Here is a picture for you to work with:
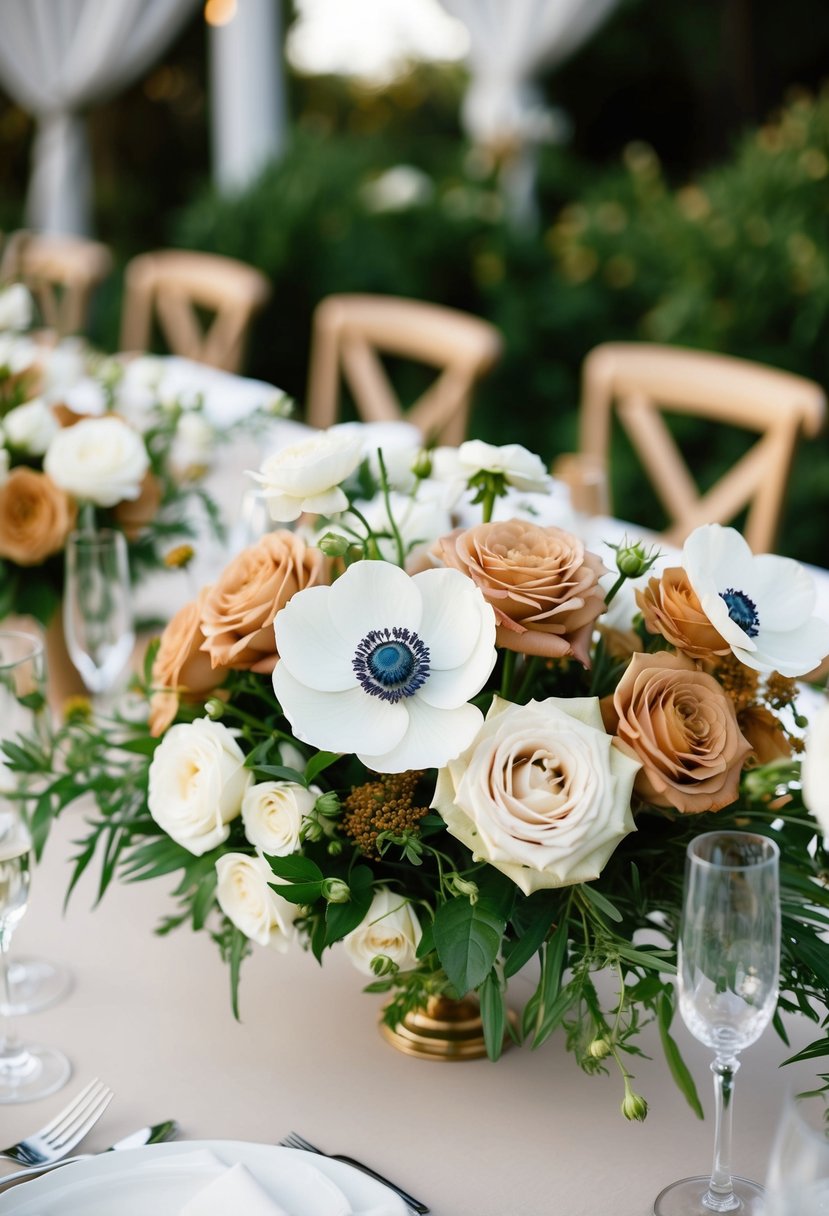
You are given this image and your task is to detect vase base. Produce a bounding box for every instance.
[379,996,517,1062]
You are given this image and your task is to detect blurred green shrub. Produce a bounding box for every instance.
[172,87,829,564]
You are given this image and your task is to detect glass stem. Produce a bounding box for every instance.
[705,1056,741,1212]
[0,929,22,1068]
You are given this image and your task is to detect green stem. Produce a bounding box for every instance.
[481,489,496,524]
[514,656,541,703]
[377,449,406,568]
[345,505,381,560]
[603,572,627,607]
[500,649,516,698]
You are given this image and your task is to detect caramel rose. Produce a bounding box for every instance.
[149,587,224,737]
[200,531,330,674]
[738,705,792,767]
[113,471,163,541]
[636,567,730,661]
[610,651,752,814]
[0,467,76,565]
[435,521,607,665]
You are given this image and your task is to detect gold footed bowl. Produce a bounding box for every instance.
[380,995,518,1061]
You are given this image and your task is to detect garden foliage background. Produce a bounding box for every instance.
[1,0,828,565]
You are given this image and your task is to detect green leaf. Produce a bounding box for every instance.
[305,751,341,784]
[782,1036,829,1065]
[504,892,559,979]
[272,880,324,905]
[614,943,676,973]
[479,969,506,1061]
[581,883,623,923]
[433,896,506,995]
[29,792,55,861]
[252,764,306,785]
[192,871,218,931]
[114,736,162,757]
[265,854,324,883]
[474,868,517,923]
[530,919,570,1047]
[658,992,704,1119]
[325,866,373,946]
[415,917,435,960]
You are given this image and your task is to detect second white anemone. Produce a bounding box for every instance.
[273,560,497,773]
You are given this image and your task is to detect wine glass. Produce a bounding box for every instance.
[0,632,72,1103]
[64,528,135,703]
[764,1091,829,1215]
[654,830,780,1215]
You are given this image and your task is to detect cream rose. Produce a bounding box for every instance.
[435,520,607,664]
[148,588,225,737]
[434,696,640,894]
[200,531,329,674]
[457,440,553,493]
[148,718,252,855]
[802,701,829,836]
[343,888,422,976]
[2,399,59,456]
[0,466,76,565]
[0,283,34,331]
[241,780,319,857]
[215,853,297,949]
[609,651,752,814]
[44,416,150,507]
[250,428,364,522]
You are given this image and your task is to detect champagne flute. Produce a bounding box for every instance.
[764,1091,829,1215]
[64,528,135,703]
[654,830,780,1215]
[0,633,71,1103]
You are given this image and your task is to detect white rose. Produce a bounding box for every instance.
[171,411,215,476]
[457,439,553,493]
[802,701,829,837]
[215,852,297,949]
[251,428,363,522]
[62,377,107,417]
[434,696,640,895]
[44,416,150,507]
[2,398,59,455]
[0,448,10,487]
[40,339,86,398]
[0,283,34,331]
[148,718,252,856]
[241,780,319,857]
[343,888,422,976]
[0,333,37,375]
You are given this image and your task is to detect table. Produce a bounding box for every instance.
[0,807,823,1216]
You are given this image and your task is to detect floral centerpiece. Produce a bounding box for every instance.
[0,282,228,627]
[9,424,829,1122]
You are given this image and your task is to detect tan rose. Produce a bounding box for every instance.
[738,705,792,767]
[113,472,163,541]
[200,531,330,674]
[435,520,607,665]
[51,403,85,428]
[149,587,224,736]
[636,567,730,660]
[609,651,752,814]
[0,467,76,565]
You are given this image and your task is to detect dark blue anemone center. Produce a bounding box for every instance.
[353,627,430,703]
[719,587,760,638]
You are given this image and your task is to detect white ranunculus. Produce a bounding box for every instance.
[343,888,422,976]
[170,410,215,477]
[802,701,829,837]
[0,333,37,375]
[251,428,364,522]
[62,377,107,417]
[273,559,497,773]
[0,448,9,487]
[44,415,150,507]
[457,439,553,493]
[683,524,829,677]
[434,696,640,895]
[39,339,86,398]
[148,718,252,856]
[215,852,298,949]
[2,398,59,455]
[241,780,319,857]
[0,283,34,331]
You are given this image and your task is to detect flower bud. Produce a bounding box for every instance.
[327,839,344,856]
[411,449,433,480]
[163,543,195,569]
[204,697,225,720]
[613,538,660,579]
[445,873,479,903]
[314,791,340,818]
[587,1037,611,1060]
[370,953,397,977]
[621,1087,648,1122]
[321,878,351,904]
[63,695,92,724]
[317,531,351,558]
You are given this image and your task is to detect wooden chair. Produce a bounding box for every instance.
[0,230,112,336]
[305,293,503,446]
[561,342,826,553]
[119,250,271,374]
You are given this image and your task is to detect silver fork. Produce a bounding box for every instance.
[280,1131,429,1214]
[0,1079,114,1168]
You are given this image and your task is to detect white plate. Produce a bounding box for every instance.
[0,1141,409,1216]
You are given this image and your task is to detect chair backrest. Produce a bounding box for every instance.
[0,230,112,336]
[119,250,271,374]
[578,341,826,553]
[305,293,503,446]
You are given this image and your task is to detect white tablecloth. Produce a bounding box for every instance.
[0,808,823,1216]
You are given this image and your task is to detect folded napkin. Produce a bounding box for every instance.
[180,1162,288,1215]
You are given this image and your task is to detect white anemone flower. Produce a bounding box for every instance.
[250,429,363,522]
[682,524,829,677]
[457,439,553,493]
[273,560,497,773]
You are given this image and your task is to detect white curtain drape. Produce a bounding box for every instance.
[0,0,202,235]
[440,0,621,224]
